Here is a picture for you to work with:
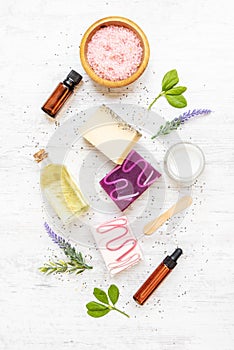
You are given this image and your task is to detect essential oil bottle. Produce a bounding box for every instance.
[41,70,82,118]
[34,149,89,224]
[133,248,183,305]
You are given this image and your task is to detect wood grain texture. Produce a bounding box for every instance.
[144,196,193,235]
[0,0,234,349]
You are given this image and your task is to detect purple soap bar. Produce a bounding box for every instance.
[100,150,161,211]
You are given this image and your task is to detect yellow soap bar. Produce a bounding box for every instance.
[80,105,142,164]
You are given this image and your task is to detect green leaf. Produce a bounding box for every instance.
[86,285,130,319]
[58,260,67,266]
[93,288,109,304]
[39,267,49,273]
[162,69,179,91]
[165,86,187,95]
[78,252,84,262]
[86,301,109,311]
[108,284,119,305]
[86,301,110,317]
[165,94,187,108]
[87,309,110,318]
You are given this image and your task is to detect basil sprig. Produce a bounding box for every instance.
[86,284,130,318]
[148,69,187,110]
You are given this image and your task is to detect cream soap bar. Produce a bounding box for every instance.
[80,105,142,164]
[92,216,143,275]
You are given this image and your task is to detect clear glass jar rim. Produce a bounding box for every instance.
[164,142,205,183]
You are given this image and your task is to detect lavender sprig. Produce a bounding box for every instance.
[151,109,212,139]
[39,222,92,275]
[44,222,71,253]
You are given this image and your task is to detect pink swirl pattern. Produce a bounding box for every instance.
[94,216,142,275]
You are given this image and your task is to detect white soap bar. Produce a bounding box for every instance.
[80,105,142,164]
[92,216,143,276]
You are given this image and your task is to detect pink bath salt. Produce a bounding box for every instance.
[87,25,143,81]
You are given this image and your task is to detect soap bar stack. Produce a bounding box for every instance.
[81,105,161,274]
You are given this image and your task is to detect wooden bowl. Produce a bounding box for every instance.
[80,16,150,88]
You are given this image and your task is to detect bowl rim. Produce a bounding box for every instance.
[80,16,150,88]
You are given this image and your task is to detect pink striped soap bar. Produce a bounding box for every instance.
[100,150,161,211]
[92,216,143,275]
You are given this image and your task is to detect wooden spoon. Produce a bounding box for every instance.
[144,196,193,235]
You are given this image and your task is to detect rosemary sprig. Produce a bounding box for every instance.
[152,108,212,139]
[39,260,89,275]
[39,222,92,275]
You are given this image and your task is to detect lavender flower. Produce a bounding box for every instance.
[40,222,92,274]
[176,109,212,123]
[44,222,67,250]
[152,108,212,139]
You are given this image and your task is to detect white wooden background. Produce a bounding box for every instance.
[1,0,234,349]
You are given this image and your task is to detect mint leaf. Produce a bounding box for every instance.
[148,69,187,110]
[86,301,109,311]
[86,302,110,318]
[86,285,130,319]
[165,94,187,108]
[165,86,187,95]
[87,309,110,318]
[93,288,109,304]
[162,69,179,91]
[108,284,119,305]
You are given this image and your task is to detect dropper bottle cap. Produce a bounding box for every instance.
[163,248,183,270]
[63,70,83,88]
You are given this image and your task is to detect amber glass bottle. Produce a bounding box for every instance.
[133,248,183,305]
[41,70,82,118]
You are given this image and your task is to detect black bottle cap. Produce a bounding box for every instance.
[163,248,183,270]
[66,70,83,85]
